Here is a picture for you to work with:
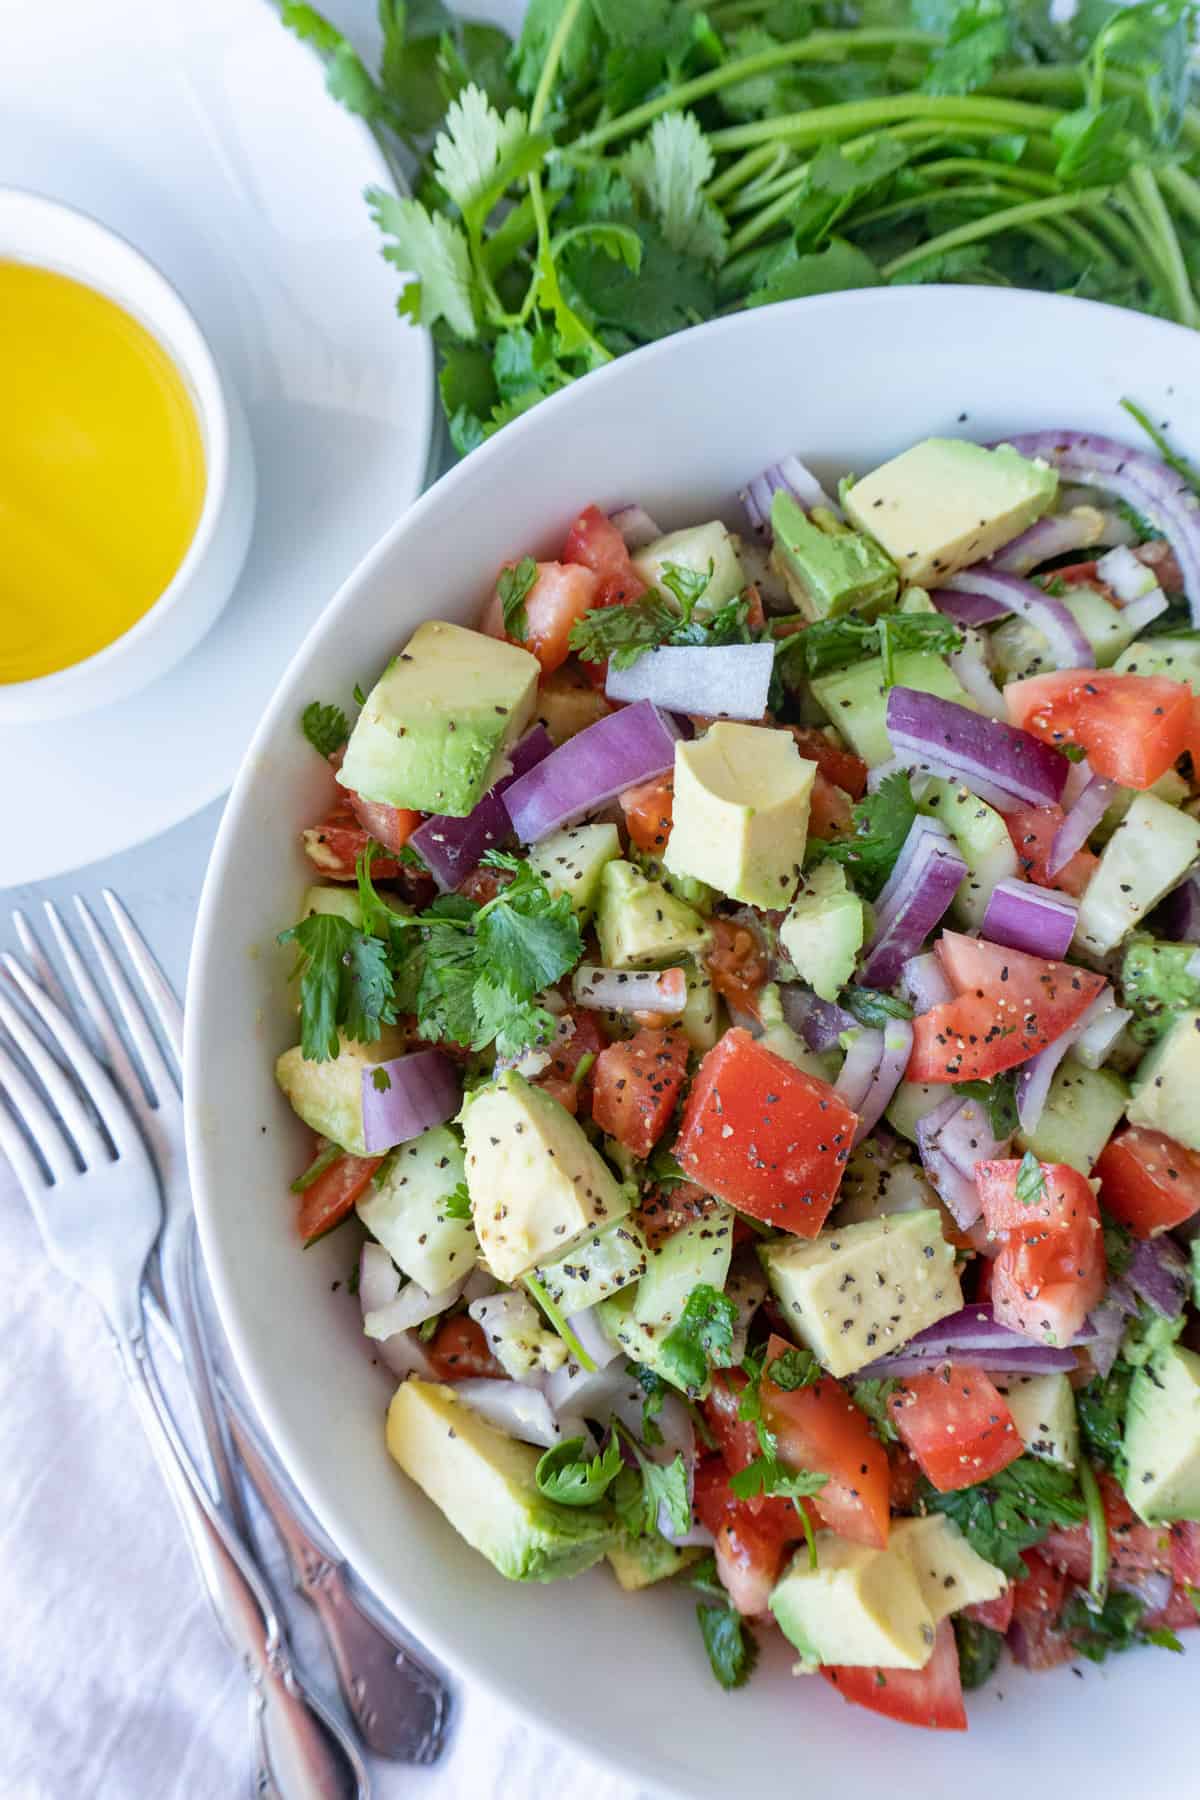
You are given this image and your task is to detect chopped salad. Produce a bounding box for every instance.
[277,413,1200,1731]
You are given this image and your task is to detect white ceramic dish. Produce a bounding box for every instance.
[0,187,255,725]
[188,288,1199,1800]
[0,0,432,882]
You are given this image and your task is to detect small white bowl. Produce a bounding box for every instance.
[0,188,255,724]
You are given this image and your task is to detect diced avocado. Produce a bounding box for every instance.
[595,1284,704,1395]
[991,588,1140,681]
[779,865,865,1002]
[533,664,613,743]
[608,1532,704,1591]
[769,491,898,621]
[632,850,716,917]
[469,1290,568,1379]
[1114,635,1200,692]
[529,822,621,923]
[593,859,711,969]
[760,1210,961,1379]
[1121,938,1200,1035]
[757,983,840,1081]
[275,1025,407,1156]
[1122,1343,1200,1523]
[301,885,363,928]
[842,438,1057,587]
[1075,793,1200,958]
[665,723,815,907]
[886,1081,948,1144]
[889,1516,1007,1621]
[769,1534,935,1669]
[632,520,744,618]
[532,1216,650,1315]
[339,621,538,815]
[917,777,1017,929]
[460,1071,630,1282]
[633,1206,735,1330]
[1127,1009,1200,1152]
[679,957,722,1052]
[386,1380,614,1580]
[1016,1059,1128,1176]
[810,652,973,768]
[994,1373,1078,1469]
[356,1125,477,1291]
[834,1140,940,1226]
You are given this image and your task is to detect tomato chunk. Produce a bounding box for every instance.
[480,559,600,675]
[1005,803,1097,899]
[1042,1470,1172,1586]
[807,771,855,841]
[532,1009,606,1117]
[703,917,769,1014]
[761,1334,891,1547]
[591,1026,690,1157]
[1008,1551,1073,1669]
[820,1618,966,1731]
[344,788,421,855]
[1094,1126,1200,1238]
[786,726,868,800]
[562,504,650,608]
[675,1030,856,1234]
[703,1370,762,1487]
[297,1151,383,1245]
[964,1586,1014,1633]
[424,1314,505,1381]
[975,1158,1106,1345]
[302,808,402,881]
[620,772,674,854]
[1006,669,1193,789]
[887,1365,1022,1492]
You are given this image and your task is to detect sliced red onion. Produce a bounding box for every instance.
[609,504,663,550]
[1127,1235,1190,1317]
[997,432,1200,625]
[942,570,1094,671]
[835,1027,883,1115]
[571,964,687,1015]
[856,1337,1077,1379]
[1084,1298,1129,1379]
[931,587,1010,627]
[1016,984,1115,1132]
[938,1093,1010,1180]
[853,1018,914,1146]
[900,951,955,1013]
[1096,543,1159,604]
[982,878,1079,961]
[453,1378,564,1449]
[605,643,774,721]
[505,700,678,844]
[859,816,966,990]
[780,985,856,1052]
[363,1271,468,1340]
[1047,772,1114,877]
[360,1049,461,1154]
[886,686,1069,813]
[916,1095,983,1228]
[409,725,554,892]
[565,1307,622,1372]
[989,508,1107,575]
[1159,869,1200,942]
[739,453,839,536]
[1119,587,1169,635]
[1061,753,1094,810]
[949,634,1007,720]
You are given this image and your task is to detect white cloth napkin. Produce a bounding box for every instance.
[0,1152,646,1800]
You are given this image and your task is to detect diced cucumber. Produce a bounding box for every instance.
[356,1125,477,1292]
[834,1140,939,1225]
[301,885,363,928]
[1093,769,1190,846]
[633,521,744,618]
[632,1206,735,1331]
[810,651,973,767]
[532,1217,650,1315]
[1127,1009,1200,1151]
[679,957,722,1051]
[886,1081,948,1143]
[1113,636,1200,691]
[990,588,1138,681]
[1075,793,1200,957]
[917,777,1017,928]
[1015,1059,1128,1176]
[757,983,841,1080]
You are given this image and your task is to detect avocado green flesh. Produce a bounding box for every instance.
[770,490,898,621]
[1127,1008,1200,1153]
[594,859,711,969]
[1123,1344,1200,1524]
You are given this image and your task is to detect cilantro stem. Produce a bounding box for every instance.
[795,1500,818,1572]
[529,0,586,130]
[705,144,787,204]
[1123,167,1199,328]
[1078,1454,1109,1608]
[983,65,1200,151]
[881,187,1112,279]
[523,1272,597,1373]
[1121,397,1200,496]
[1158,165,1200,236]
[707,95,1062,157]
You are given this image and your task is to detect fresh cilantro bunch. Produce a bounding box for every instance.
[808,771,917,901]
[919,1455,1086,1579]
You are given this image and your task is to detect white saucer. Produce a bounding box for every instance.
[0,0,434,885]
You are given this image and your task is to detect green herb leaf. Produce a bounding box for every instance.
[920,1455,1086,1579]
[697,1601,760,1691]
[441,1181,473,1222]
[1016,1150,1047,1207]
[432,85,544,230]
[535,1434,624,1505]
[613,1422,692,1538]
[841,988,914,1028]
[1075,1360,1132,1481]
[368,189,478,340]
[729,1454,828,1503]
[922,4,1010,97]
[1051,99,1134,187]
[301,700,350,758]
[766,1347,821,1391]
[746,238,882,309]
[953,1615,1004,1690]
[776,610,963,684]
[952,1074,1019,1139]
[277,913,396,1062]
[496,555,538,642]
[659,558,713,617]
[1059,1588,1149,1662]
[660,1283,739,1393]
[851,1378,901,1443]
[808,771,918,902]
[624,112,727,267]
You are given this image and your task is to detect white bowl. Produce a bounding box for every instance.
[187,288,1198,1800]
[0,188,255,723]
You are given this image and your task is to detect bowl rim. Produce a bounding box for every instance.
[186,284,1200,1792]
[0,184,234,709]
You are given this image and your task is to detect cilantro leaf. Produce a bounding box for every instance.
[432,85,547,231]
[766,1347,821,1391]
[776,610,962,684]
[920,1455,1086,1579]
[613,1423,691,1537]
[1076,1360,1132,1480]
[851,1378,901,1443]
[729,1455,828,1503]
[535,1434,624,1505]
[496,555,538,643]
[1051,99,1135,187]
[277,913,397,1062]
[301,700,350,758]
[922,4,1010,96]
[952,1074,1018,1139]
[660,1284,739,1393]
[697,1601,760,1691]
[568,582,750,670]
[1059,1588,1171,1662]
[659,558,713,617]
[511,0,598,98]
[841,988,914,1029]
[441,1180,473,1222]
[624,112,727,267]
[634,1363,667,1446]
[1016,1150,1047,1207]
[808,771,918,901]
[475,854,583,994]
[953,1616,1004,1690]
[561,217,718,347]
[368,190,478,340]
[746,238,882,309]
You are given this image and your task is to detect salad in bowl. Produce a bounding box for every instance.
[273,416,1200,1732]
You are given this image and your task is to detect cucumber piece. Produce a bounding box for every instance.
[1075,793,1200,957]
[632,1206,735,1331]
[595,1285,706,1395]
[886,1081,948,1144]
[679,956,722,1052]
[356,1124,477,1292]
[633,521,744,618]
[810,651,973,767]
[917,777,1017,928]
[1113,636,1200,692]
[1093,769,1190,846]
[1127,1009,1200,1152]
[1016,1059,1128,1176]
[532,1217,650,1315]
[990,588,1137,681]
[758,983,841,1080]
[529,822,621,923]
[300,885,363,928]
[834,1140,939,1225]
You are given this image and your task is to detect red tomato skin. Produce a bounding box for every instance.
[344,788,421,855]
[887,1365,1023,1492]
[424,1315,506,1381]
[1008,1552,1073,1670]
[531,1009,606,1119]
[703,917,769,1014]
[591,1026,690,1158]
[302,808,402,882]
[297,1152,382,1244]
[761,1334,891,1548]
[1094,1127,1200,1238]
[481,559,599,675]
[786,726,869,800]
[909,933,1105,1084]
[703,1370,761,1484]
[675,1030,857,1234]
[975,1159,1106,1345]
[619,772,674,854]
[807,772,855,841]
[1143,1586,1200,1633]
[1171,1520,1200,1589]
[1006,669,1193,789]
[562,504,649,609]
[1005,803,1097,899]
[820,1618,967,1732]
[1042,1471,1172,1586]
[964,1587,1015,1633]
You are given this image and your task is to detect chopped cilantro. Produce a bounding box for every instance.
[690,1556,760,1691]
[841,987,913,1028]
[1075,1361,1132,1483]
[301,700,350,758]
[659,558,713,613]
[535,1435,624,1506]
[277,912,396,1062]
[952,1073,1019,1139]
[919,1455,1086,1580]
[1060,1589,1181,1662]
[775,610,962,686]
[808,771,917,902]
[953,1616,1004,1691]
[370,1066,392,1091]
[497,555,538,642]
[765,1347,821,1392]
[613,1423,691,1538]
[729,1454,828,1504]
[441,1181,473,1222]
[568,580,750,670]
[1015,1150,1047,1207]
[851,1378,901,1444]
[660,1283,738,1394]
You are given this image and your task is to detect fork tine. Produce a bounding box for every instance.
[0,1035,75,1185]
[0,986,109,1169]
[13,910,73,1019]
[40,902,155,1131]
[72,897,177,1103]
[0,958,143,1159]
[101,890,184,1068]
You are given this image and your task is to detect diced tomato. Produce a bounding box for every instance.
[481,559,600,675]
[975,1159,1106,1346]
[807,771,855,841]
[704,916,769,1014]
[532,1009,606,1117]
[908,931,1105,1084]
[591,1026,690,1157]
[620,772,674,854]
[302,808,402,881]
[1171,1520,1200,1589]
[703,1370,762,1486]
[820,1618,966,1732]
[344,788,422,855]
[888,1445,923,1515]
[964,1587,1015,1633]
[1005,803,1097,899]
[1006,669,1194,789]
[424,1314,505,1381]
[786,726,869,800]
[761,1334,891,1547]
[693,1449,806,1610]
[1143,1585,1200,1633]
[694,1453,737,1536]
[887,1365,1022,1492]
[1042,1470,1172,1586]
[1008,1551,1073,1670]
[675,1030,857,1234]
[1094,1126,1200,1238]
[562,504,650,609]
[296,1151,382,1245]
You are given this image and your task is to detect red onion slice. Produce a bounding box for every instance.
[780,985,857,1051]
[916,1094,983,1228]
[605,643,775,721]
[937,1092,1011,1180]
[505,700,678,844]
[1047,772,1115,877]
[981,878,1079,961]
[853,1300,1079,1377]
[886,686,1069,813]
[1127,1235,1190,1317]
[835,1027,883,1116]
[856,1343,1078,1379]
[571,964,687,1015]
[853,1018,913,1146]
[410,725,555,892]
[988,508,1107,575]
[859,816,966,989]
[609,504,662,550]
[900,952,955,1013]
[740,453,839,536]
[1159,869,1200,942]
[931,587,1011,627]
[1016,984,1114,1133]
[360,1049,461,1154]
[942,570,1094,671]
[453,1378,565,1449]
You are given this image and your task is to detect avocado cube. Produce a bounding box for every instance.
[665,723,816,908]
[770,491,898,621]
[810,651,974,768]
[593,859,711,969]
[355,1124,477,1293]
[889,1516,1007,1622]
[460,1071,629,1282]
[632,520,744,619]
[275,1025,408,1156]
[1123,1343,1200,1523]
[679,957,722,1052]
[994,1373,1078,1469]
[1128,1008,1200,1153]
[386,1381,614,1580]
[1015,1059,1128,1176]
[608,1533,704,1591]
[760,1210,961,1379]
[1075,793,1200,958]
[529,822,621,924]
[633,1205,736,1331]
[769,1534,935,1668]
[339,621,539,816]
[843,438,1057,586]
[779,864,865,1002]
[532,1216,650,1316]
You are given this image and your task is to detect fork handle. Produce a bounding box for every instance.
[117,1336,366,1800]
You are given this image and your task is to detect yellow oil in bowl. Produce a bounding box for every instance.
[0,260,206,684]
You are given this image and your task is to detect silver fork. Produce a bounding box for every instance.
[10,896,450,1763]
[0,961,367,1800]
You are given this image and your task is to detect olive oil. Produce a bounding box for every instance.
[0,259,206,683]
